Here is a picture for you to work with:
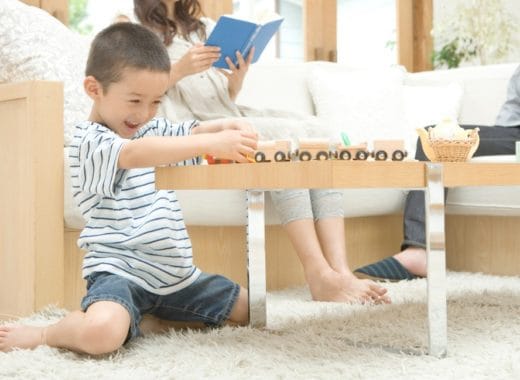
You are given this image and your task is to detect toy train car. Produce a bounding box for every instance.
[205,139,407,164]
[253,138,407,162]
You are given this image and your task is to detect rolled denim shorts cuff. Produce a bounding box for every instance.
[401,240,427,250]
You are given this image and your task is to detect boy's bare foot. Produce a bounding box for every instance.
[0,324,46,352]
[394,247,427,277]
[306,268,391,304]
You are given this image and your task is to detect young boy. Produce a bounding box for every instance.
[0,22,257,355]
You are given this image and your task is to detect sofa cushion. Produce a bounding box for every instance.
[307,65,407,144]
[236,61,315,116]
[403,82,463,131]
[307,65,467,156]
[406,63,518,126]
[0,0,91,146]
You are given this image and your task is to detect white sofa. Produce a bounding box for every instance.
[1,0,519,317]
[60,61,520,229]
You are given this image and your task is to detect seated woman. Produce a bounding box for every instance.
[355,64,520,281]
[134,0,390,304]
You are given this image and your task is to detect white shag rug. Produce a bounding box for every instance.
[1,272,519,380]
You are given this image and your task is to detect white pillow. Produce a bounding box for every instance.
[0,0,92,146]
[403,83,464,155]
[307,65,407,145]
[307,65,464,156]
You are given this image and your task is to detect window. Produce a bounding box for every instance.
[337,0,397,67]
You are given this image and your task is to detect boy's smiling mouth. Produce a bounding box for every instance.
[124,120,140,130]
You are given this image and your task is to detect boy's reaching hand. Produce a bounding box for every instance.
[206,129,258,163]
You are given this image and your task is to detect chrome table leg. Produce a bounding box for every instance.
[425,163,447,357]
[246,190,267,327]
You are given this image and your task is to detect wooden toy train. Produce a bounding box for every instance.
[206,138,407,164]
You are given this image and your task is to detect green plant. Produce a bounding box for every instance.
[69,0,92,35]
[431,38,477,69]
[432,0,518,69]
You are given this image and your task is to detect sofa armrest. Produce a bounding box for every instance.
[0,81,64,317]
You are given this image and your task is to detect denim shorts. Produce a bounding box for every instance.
[81,271,240,342]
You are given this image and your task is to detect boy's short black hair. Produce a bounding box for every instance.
[86,22,170,89]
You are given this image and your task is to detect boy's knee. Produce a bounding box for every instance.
[80,314,129,355]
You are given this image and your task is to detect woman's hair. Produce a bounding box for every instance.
[134,0,205,46]
[85,22,171,89]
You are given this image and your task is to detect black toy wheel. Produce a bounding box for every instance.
[274,151,286,162]
[299,151,312,161]
[392,150,405,161]
[339,150,351,160]
[255,152,266,163]
[375,150,388,161]
[316,151,329,160]
[355,151,369,160]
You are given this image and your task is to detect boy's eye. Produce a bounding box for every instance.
[130,99,140,103]
[153,100,162,105]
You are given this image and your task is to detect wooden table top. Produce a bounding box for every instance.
[156,160,426,190]
[156,160,520,190]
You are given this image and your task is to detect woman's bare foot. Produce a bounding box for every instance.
[306,269,391,304]
[394,247,427,277]
[0,324,46,352]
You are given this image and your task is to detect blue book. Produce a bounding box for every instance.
[205,15,284,69]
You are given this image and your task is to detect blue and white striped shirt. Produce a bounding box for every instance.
[69,117,202,295]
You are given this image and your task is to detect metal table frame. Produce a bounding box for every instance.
[243,163,447,357]
[157,160,520,357]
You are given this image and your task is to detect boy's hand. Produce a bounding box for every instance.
[207,129,258,163]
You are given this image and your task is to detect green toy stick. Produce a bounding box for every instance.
[341,132,351,146]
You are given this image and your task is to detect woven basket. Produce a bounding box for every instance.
[420,128,480,162]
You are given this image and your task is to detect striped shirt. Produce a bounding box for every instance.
[69,117,201,295]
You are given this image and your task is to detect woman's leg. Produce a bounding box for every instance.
[270,189,390,303]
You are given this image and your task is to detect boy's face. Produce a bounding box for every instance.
[85,68,170,139]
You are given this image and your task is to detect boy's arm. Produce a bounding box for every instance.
[118,121,257,169]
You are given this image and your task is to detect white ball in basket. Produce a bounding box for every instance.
[429,118,467,140]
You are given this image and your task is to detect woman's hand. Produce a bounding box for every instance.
[169,43,221,86]
[219,47,254,101]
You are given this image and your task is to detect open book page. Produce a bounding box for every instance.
[226,9,282,24]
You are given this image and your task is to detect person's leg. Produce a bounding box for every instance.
[356,125,520,280]
[0,301,130,354]
[140,286,249,333]
[148,273,248,332]
[311,190,390,303]
[270,189,390,303]
[270,189,332,287]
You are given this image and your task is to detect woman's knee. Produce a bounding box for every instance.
[270,189,313,224]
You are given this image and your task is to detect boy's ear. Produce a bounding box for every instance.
[84,76,103,100]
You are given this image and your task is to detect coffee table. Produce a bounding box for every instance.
[156,160,481,357]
